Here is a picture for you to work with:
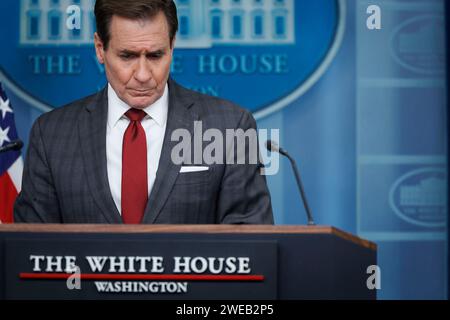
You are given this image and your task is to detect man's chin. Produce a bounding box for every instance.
[127,97,155,109]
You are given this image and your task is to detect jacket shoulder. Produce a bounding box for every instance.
[34,90,102,130]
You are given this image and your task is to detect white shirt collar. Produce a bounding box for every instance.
[107,83,169,129]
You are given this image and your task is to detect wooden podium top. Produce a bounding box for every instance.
[0,224,376,251]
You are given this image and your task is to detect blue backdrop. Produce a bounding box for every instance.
[0,0,447,299]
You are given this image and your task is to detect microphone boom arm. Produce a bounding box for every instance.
[0,140,24,154]
[284,152,315,226]
[266,140,315,226]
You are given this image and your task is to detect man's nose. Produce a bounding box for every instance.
[134,56,152,83]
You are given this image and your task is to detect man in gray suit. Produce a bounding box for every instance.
[14,0,273,224]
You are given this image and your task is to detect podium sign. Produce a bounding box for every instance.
[4,239,277,300]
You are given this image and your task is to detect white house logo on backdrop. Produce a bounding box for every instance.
[389,168,447,228]
[0,0,344,117]
[390,15,445,75]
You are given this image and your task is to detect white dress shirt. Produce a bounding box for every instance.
[106,83,168,215]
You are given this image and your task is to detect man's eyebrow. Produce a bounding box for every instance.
[118,48,166,55]
[118,49,139,55]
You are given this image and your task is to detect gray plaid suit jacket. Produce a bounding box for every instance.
[14,79,274,224]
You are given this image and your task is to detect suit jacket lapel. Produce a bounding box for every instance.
[78,87,122,223]
[142,79,197,224]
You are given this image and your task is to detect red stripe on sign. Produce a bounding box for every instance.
[19,273,265,281]
[0,172,18,223]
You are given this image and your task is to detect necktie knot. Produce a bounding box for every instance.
[125,109,146,122]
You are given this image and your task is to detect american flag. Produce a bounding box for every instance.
[0,82,23,223]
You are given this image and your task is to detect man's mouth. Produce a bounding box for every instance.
[129,89,153,96]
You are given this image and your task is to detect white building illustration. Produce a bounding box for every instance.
[20,0,295,47]
[400,177,446,207]
[20,0,96,45]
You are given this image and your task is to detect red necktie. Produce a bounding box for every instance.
[122,109,148,224]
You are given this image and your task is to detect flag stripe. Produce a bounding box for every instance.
[0,172,18,223]
[7,157,23,191]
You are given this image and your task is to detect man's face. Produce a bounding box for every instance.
[94,12,174,109]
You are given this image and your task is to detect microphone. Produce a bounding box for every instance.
[0,140,24,154]
[266,140,315,226]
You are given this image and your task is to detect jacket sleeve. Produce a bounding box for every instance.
[14,117,62,223]
[216,110,274,224]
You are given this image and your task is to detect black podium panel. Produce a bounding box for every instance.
[0,225,377,300]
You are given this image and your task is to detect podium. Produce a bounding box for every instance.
[0,224,376,300]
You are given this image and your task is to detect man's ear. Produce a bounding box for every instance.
[94,32,105,64]
[170,35,176,52]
